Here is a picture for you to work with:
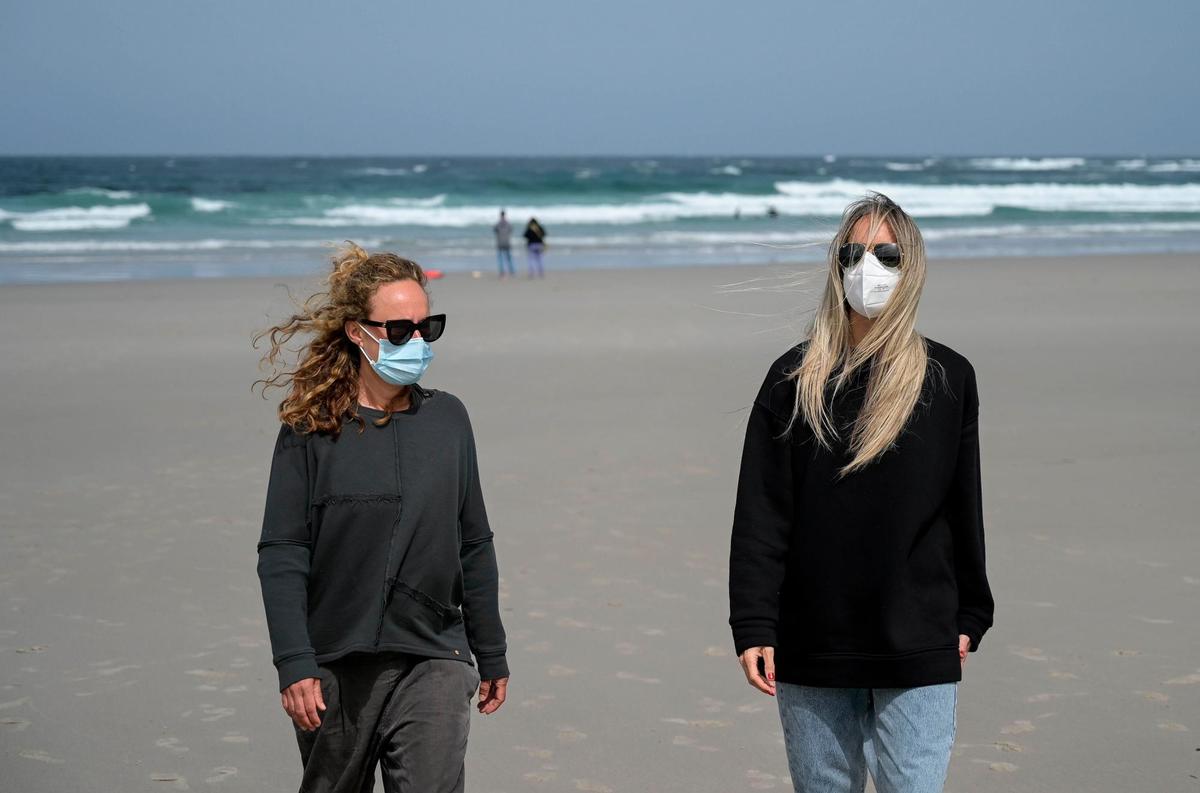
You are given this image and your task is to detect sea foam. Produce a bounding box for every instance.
[2,203,152,232]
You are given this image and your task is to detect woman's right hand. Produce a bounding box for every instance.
[738,646,776,696]
[282,677,326,731]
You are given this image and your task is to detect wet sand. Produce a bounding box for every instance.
[1,254,1197,792]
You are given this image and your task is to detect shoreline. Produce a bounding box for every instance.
[1,250,1196,290]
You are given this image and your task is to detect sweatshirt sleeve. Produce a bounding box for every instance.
[948,364,995,651]
[256,425,319,691]
[458,414,509,680]
[728,371,796,656]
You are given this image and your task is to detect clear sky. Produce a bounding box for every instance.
[1,0,1194,156]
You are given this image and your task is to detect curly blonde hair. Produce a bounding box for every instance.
[254,242,427,435]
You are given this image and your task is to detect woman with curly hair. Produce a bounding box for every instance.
[254,243,508,793]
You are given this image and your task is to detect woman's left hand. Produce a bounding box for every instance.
[478,677,508,715]
[958,634,971,667]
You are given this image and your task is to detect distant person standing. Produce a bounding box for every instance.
[493,210,515,278]
[524,217,546,278]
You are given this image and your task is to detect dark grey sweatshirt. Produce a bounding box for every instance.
[257,387,509,692]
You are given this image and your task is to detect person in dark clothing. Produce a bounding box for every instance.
[729,193,994,793]
[254,242,509,793]
[523,217,546,278]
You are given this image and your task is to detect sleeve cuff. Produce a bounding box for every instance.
[475,652,509,680]
[276,652,320,692]
[731,625,778,657]
[957,616,987,652]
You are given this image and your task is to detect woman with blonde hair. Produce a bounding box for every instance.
[254,244,508,793]
[728,194,994,792]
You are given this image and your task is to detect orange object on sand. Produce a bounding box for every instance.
[426,269,444,280]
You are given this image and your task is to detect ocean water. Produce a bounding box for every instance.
[2,155,1199,283]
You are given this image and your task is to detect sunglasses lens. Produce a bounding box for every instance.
[838,243,865,269]
[386,324,415,346]
[421,315,446,343]
[874,244,902,268]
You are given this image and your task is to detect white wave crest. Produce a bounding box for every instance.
[712,165,743,176]
[252,178,1200,229]
[2,203,152,232]
[191,197,233,212]
[0,237,371,254]
[772,178,1200,215]
[968,157,1087,171]
[1146,159,1200,173]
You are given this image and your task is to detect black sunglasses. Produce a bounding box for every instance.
[838,242,902,270]
[359,314,447,345]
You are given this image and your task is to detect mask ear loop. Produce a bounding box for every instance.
[355,322,379,366]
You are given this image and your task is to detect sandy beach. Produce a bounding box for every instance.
[1,254,1197,792]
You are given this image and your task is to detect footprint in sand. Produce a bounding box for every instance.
[1157,722,1188,732]
[573,780,612,792]
[988,761,1019,772]
[993,741,1023,752]
[523,771,558,784]
[199,705,236,723]
[1138,691,1170,703]
[662,718,732,729]
[0,717,30,731]
[1009,646,1048,662]
[1049,670,1079,680]
[1000,720,1035,735]
[220,734,249,744]
[557,727,588,744]
[524,641,552,654]
[547,665,576,678]
[614,642,638,655]
[671,735,719,752]
[149,773,189,790]
[555,617,590,629]
[1113,649,1142,657]
[746,769,783,789]
[513,745,554,760]
[205,767,237,784]
[1164,671,1200,685]
[1025,692,1066,703]
[1136,616,1174,625]
[519,693,556,710]
[19,749,64,764]
[156,737,190,754]
[615,671,661,684]
[704,646,730,657]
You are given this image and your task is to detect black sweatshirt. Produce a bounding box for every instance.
[257,388,508,692]
[729,339,994,688]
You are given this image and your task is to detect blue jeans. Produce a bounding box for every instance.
[496,247,514,276]
[777,682,957,793]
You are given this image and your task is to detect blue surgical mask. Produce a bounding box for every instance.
[356,323,434,386]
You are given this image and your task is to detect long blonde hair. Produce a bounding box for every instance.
[789,193,937,475]
[254,242,428,435]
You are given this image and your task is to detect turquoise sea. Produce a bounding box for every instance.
[1,155,1199,283]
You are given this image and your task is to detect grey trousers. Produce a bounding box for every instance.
[294,654,480,793]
